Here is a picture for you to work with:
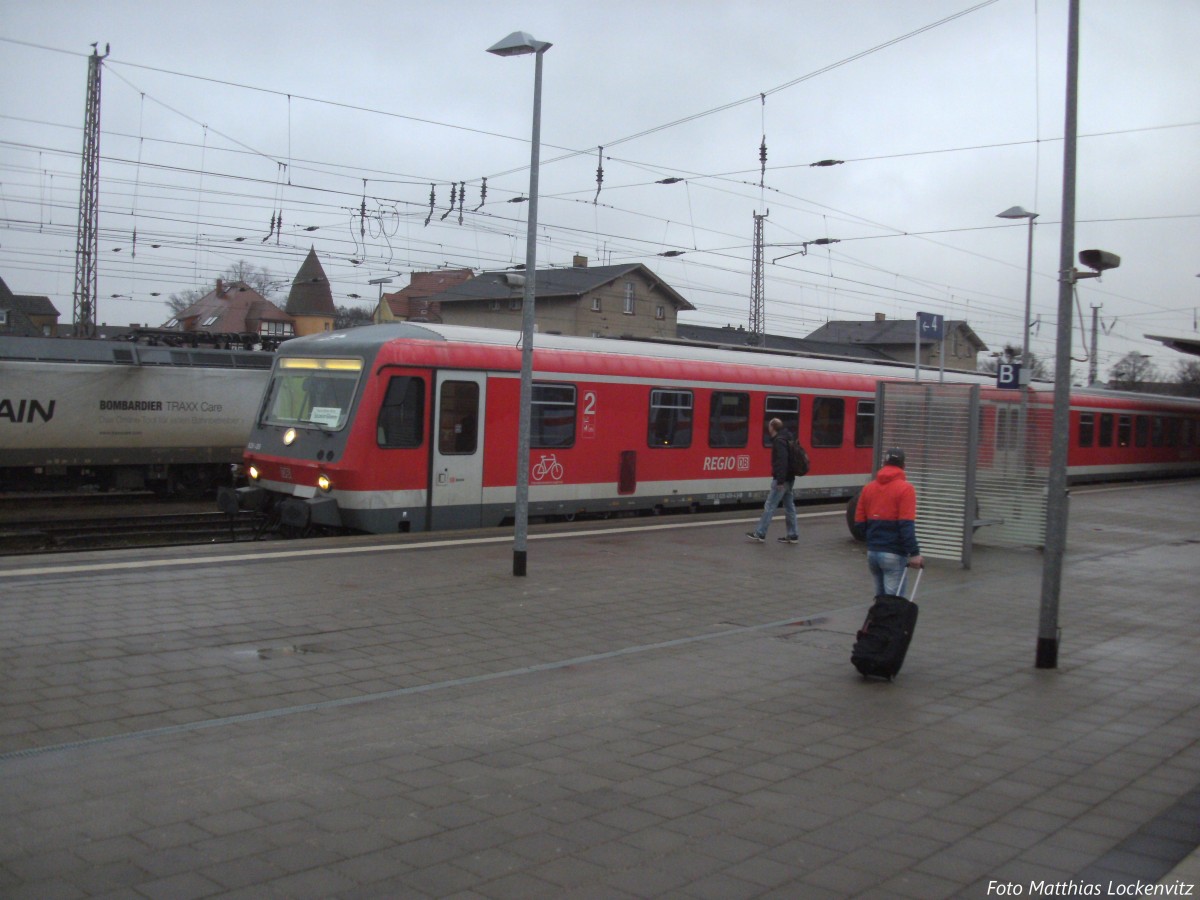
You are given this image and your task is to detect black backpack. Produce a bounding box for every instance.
[787,439,810,478]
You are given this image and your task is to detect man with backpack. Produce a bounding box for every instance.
[746,417,803,544]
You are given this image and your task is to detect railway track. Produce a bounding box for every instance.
[0,506,268,556]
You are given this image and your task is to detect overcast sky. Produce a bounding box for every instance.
[1,0,1197,379]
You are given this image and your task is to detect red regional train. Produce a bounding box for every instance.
[218,322,1200,535]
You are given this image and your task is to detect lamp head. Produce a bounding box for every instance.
[997,206,1038,221]
[487,31,552,57]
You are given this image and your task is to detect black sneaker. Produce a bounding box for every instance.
[777,536,799,544]
[745,532,764,543]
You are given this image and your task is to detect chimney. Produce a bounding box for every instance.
[572,254,588,268]
[874,312,886,322]
[216,279,226,298]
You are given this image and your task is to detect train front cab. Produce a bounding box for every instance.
[221,352,498,534]
[221,353,368,532]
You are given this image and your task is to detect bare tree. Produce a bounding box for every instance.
[1174,359,1200,388]
[335,305,374,330]
[163,260,280,319]
[977,344,1051,381]
[1108,351,1157,389]
[165,289,203,318]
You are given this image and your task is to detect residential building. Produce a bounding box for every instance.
[170,279,294,342]
[677,323,893,361]
[374,269,473,324]
[805,313,987,371]
[422,258,695,339]
[0,276,60,336]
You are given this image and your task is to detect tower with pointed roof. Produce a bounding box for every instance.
[285,247,337,336]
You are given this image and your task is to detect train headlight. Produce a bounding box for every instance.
[317,474,332,492]
[283,427,297,446]
[247,465,260,481]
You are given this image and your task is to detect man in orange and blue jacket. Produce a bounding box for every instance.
[855,447,924,597]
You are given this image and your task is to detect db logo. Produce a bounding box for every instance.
[703,455,751,471]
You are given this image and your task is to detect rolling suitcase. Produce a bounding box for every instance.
[851,568,921,680]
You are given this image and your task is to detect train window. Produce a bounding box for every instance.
[1099,413,1114,448]
[1078,413,1094,448]
[1135,416,1149,448]
[377,376,425,448]
[763,395,800,446]
[855,400,875,448]
[709,392,749,448]
[1118,415,1132,448]
[1151,416,1165,448]
[438,381,479,455]
[1184,419,1196,448]
[263,357,364,431]
[1165,417,1180,448]
[811,397,845,448]
[532,383,576,448]
[648,389,692,448]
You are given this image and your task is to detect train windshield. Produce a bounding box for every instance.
[261,356,364,431]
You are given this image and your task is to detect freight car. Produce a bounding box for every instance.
[218,323,1200,534]
[0,335,272,495]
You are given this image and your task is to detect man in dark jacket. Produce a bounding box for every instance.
[746,418,799,544]
[855,447,924,596]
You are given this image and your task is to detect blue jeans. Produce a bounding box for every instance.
[754,481,797,538]
[868,551,910,597]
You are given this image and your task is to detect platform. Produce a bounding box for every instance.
[1,481,1198,898]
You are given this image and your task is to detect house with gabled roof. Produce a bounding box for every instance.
[374,269,473,324]
[0,275,60,336]
[170,279,294,341]
[806,313,987,371]
[677,323,895,361]
[421,257,695,339]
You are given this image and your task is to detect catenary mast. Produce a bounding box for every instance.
[72,43,108,337]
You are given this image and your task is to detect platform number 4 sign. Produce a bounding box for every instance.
[916,312,944,339]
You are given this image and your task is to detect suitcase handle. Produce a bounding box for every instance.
[900,566,923,601]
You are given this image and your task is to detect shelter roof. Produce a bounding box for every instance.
[1145,334,1200,357]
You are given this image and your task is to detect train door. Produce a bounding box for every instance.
[430,371,486,529]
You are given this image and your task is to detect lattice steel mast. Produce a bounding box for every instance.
[749,210,768,345]
[73,43,108,337]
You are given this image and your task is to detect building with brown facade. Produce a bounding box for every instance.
[416,258,694,339]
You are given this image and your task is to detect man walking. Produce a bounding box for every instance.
[746,418,799,544]
[854,447,924,596]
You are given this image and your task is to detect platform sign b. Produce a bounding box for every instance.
[997,363,1022,390]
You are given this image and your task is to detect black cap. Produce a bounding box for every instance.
[883,447,906,468]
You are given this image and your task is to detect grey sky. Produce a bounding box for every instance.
[1,0,1197,378]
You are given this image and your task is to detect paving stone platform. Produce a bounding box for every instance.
[1,480,1197,898]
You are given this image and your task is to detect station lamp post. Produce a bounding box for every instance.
[488,30,551,577]
[997,206,1038,378]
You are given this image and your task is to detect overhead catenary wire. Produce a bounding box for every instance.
[0,7,1193,366]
